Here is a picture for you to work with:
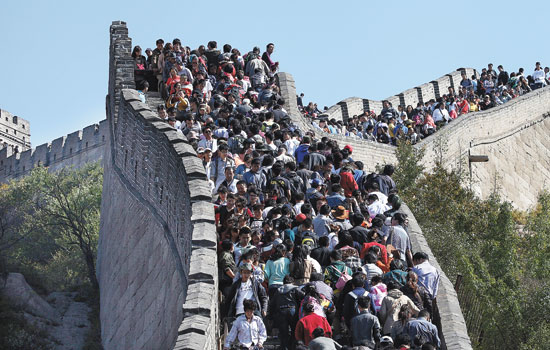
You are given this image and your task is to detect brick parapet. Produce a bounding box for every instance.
[401,204,473,350]
[318,68,477,122]
[99,21,217,350]
[0,120,107,181]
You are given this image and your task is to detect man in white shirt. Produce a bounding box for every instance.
[432,103,450,125]
[412,251,440,300]
[198,127,218,153]
[224,299,267,349]
[366,194,390,219]
[533,62,547,89]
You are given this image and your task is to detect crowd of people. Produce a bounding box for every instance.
[299,62,550,146]
[131,37,547,350]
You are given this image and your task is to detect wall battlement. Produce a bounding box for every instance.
[321,68,477,121]
[0,120,107,181]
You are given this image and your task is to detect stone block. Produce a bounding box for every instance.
[191,222,217,249]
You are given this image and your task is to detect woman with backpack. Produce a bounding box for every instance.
[289,245,313,285]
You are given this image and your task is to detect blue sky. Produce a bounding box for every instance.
[2,0,549,146]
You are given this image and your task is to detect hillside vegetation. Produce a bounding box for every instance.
[0,163,103,349]
[394,140,550,349]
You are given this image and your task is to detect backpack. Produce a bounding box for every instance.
[229,135,245,154]
[286,173,304,194]
[301,235,316,248]
[335,269,352,291]
[348,289,369,316]
[268,177,288,198]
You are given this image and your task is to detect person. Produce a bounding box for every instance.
[218,166,238,194]
[271,275,305,350]
[342,275,369,328]
[295,303,332,346]
[401,271,432,315]
[387,213,413,267]
[226,262,268,318]
[211,144,236,190]
[391,304,414,340]
[308,327,342,350]
[362,252,383,286]
[369,275,388,313]
[404,309,440,349]
[264,244,290,296]
[379,282,420,335]
[313,204,333,237]
[262,43,279,74]
[323,250,352,289]
[311,236,332,269]
[411,252,440,300]
[289,245,314,284]
[533,61,547,89]
[219,239,237,309]
[350,295,381,348]
[377,165,396,196]
[224,299,267,350]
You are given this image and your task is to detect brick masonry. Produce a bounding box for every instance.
[0,109,31,152]
[97,22,217,350]
[0,120,107,182]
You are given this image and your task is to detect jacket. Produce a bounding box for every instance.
[294,144,310,164]
[227,277,268,317]
[378,289,419,335]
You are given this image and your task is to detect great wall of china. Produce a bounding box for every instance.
[2,20,550,349]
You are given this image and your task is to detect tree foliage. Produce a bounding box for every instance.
[394,141,550,349]
[0,163,103,292]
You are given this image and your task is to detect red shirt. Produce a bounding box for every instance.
[295,313,332,345]
[339,171,358,197]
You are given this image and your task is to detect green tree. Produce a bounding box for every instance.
[0,163,103,291]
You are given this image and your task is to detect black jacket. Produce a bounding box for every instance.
[227,277,268,317]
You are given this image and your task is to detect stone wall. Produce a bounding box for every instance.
[401,204,472,349]
[277,72,472,350]
[0,120,107,182]
[97,21,218,350]
[319,68,477,121]
[418,85,550,210]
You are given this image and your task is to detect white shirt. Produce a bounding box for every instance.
[284,139,300,157]
[370,191,388,205]
[412,261,440,299]
[367,200,390,218]
[235,280,254,315]
[432,108,450,123]
[198,137,218,153]
[224,314,267,349]
[533,69,546,84]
